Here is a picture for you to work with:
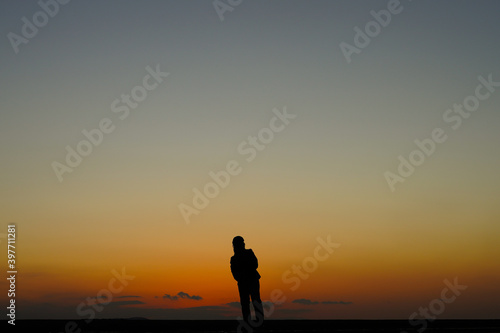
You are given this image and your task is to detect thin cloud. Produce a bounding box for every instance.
[322,301,352,305]
[226,302,241,308]
[292,298,353,305]
[163,294,179,301]
[262,301,274,310]
[292,298,319,305]
[163,291,202,301]
[109,300,145,306]
[178,291,202,300]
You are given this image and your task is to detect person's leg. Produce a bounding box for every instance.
[250,279,264,325]
[238,282,251,323]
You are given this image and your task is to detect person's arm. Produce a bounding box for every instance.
[249,249,258,270]
[230,256,240,281]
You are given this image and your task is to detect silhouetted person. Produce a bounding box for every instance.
[230,236,264,326]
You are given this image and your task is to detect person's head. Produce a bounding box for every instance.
[232,236,245,252]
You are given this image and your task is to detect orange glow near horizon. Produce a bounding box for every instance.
[11,208,499,319]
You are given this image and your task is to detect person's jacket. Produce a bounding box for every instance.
[230,249,261,283]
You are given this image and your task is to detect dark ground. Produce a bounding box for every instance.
[11,319,500,333]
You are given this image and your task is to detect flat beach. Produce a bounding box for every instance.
[16,319,500,333]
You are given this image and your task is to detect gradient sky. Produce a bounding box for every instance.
[1,0,499,321]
